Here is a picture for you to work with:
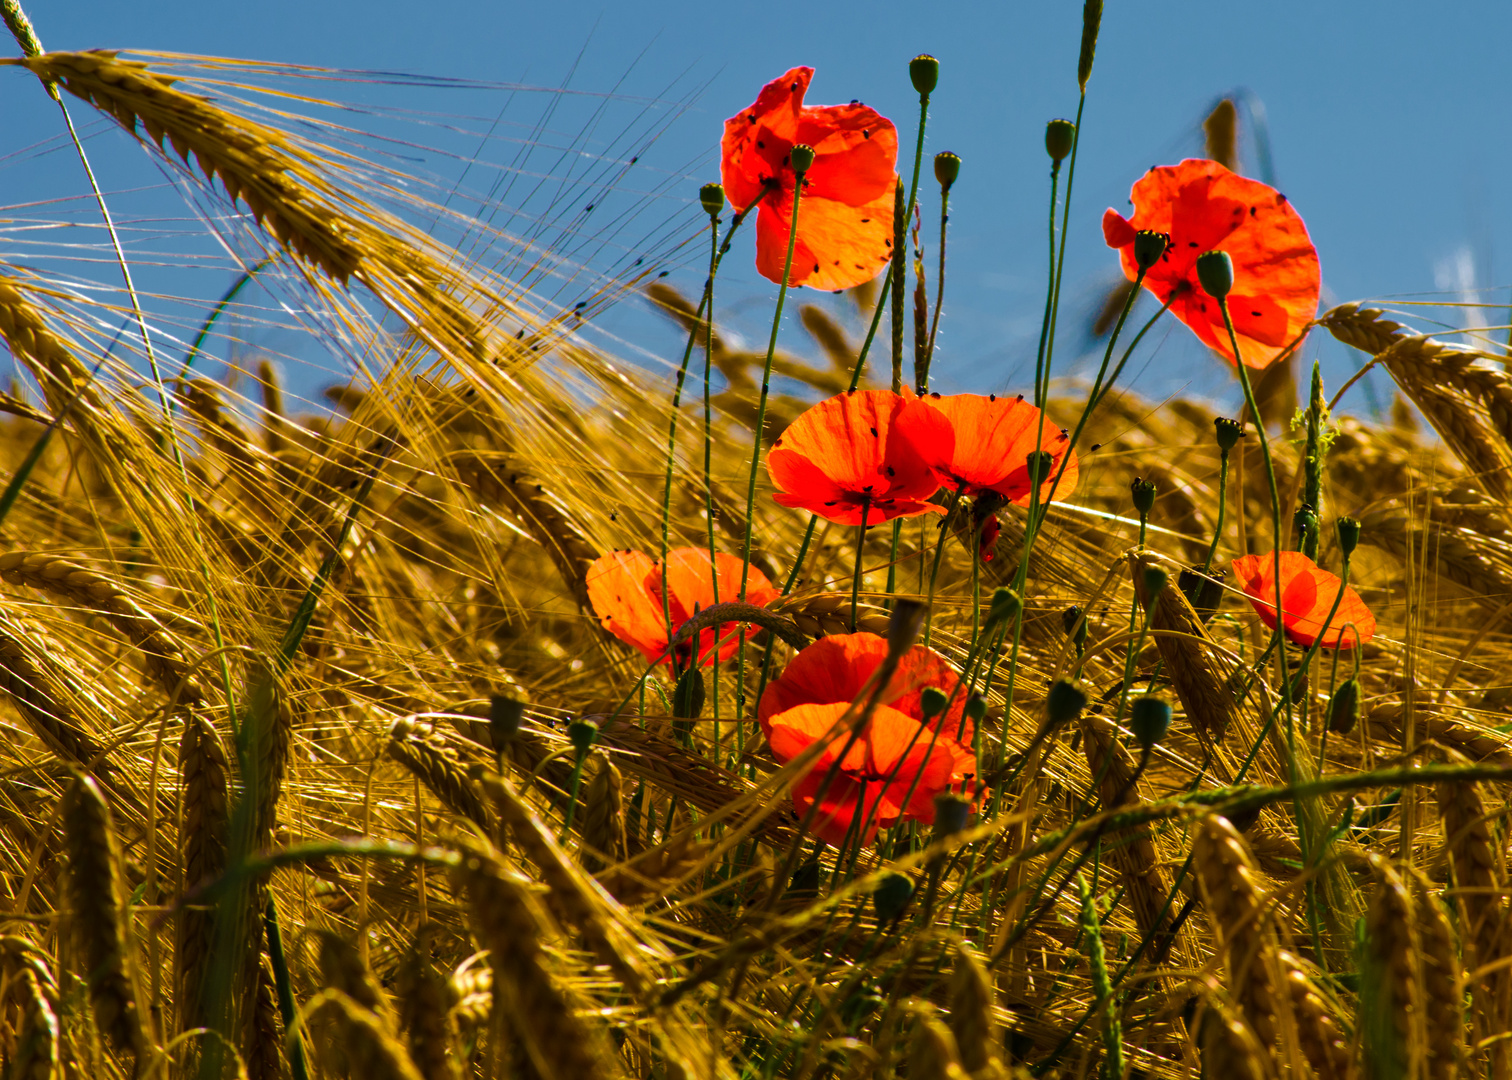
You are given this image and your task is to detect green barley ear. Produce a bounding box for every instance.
[1078,0,1104,91]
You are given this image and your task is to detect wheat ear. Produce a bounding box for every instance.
[1130,552,1235,742]
[947,942,998,1078]
[317,928,396,1032]
[1363,857,1425,1080]
[1275,950,1352,1080]
[387,719,493,834]
[308,990,425,1080]
[906,1005,971,1080]
[0,621,113,777]
[397,937,461,1080]
[580,751,626,875]
[1197,998,1269,1080]
[1406,867,1463,1080]
[175,712,229,1035]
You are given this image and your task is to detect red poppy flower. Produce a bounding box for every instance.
[722,67,898,291]
[586,547,779,669]
[757,632,972,745]
[1230,551,1375,650]
[1102,159,1320,370]
[767,702,969,846]
[901,392,1080,506]
[768,390,953,526]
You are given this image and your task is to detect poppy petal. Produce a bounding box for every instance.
[586,550,668,664]
[795,105,898,207]
[755,188,894,291]
[908,393,1079,506]
[1102,208,1137,249]
[1231,551,1376,650]
[720,66,813,211]
[655,548,780,666]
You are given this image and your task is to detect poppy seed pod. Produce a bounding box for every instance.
[1133,230,1169,272]
[567,718,599,756]
[920,686,949,720]
[789,143,816,174]
[699,182,725,219]
[934,151,961,191]
[909,54,939,97]
[1195,250,1234,300]
[1337,516,1361,558]
[886,598,929,657]
[1130,476,1157,516]
[964,692,987,724]
[933,792,971,838]
[873,872,914,926]
[1047,679,1088,727]
[1326,678,1361,735]
[1214,417,1244,453]
[1045,119,1075,162]
[489,692,528,744]
[1130,694,1173,752]
[986,586,1022,627]
[1141,566,1169,603]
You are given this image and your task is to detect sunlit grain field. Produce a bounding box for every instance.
[0,3,1509,1078]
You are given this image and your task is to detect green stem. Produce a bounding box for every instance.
[850,500,870,631]
[1199,448,1232,577]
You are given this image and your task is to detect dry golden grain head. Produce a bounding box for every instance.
[908,1007,970,1080]
[317,928,395,1029]
[1435,779,1508,1013]
[61,775,147,1063]
[1130,553,1234,740]
[0,622,112,777]
[388,719,493,834]
[242,953,283,1080]
[1363,859,1425,1080]
[948,943,998,1077]
[1408,870,1463,1080]
[176,712,230,1032]
[397,938,462,1080]
[780,591,891,638]
[581,751,626,874]
[311,990,426,1080]
[8,967,59,1080]
[1198,999,1269,1080]
[1203,98,1239,170]
[1275,951,1351,1080]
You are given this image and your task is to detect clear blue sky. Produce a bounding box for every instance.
[6,0,1509,414]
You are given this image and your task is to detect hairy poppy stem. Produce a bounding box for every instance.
[850,499,870,631]
[701,208,724,729]
[921,487,965,648]
[1199,449,1232,577]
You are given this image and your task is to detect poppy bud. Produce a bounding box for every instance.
[1130,694,1173,752]
[1045,119,1075,163]
[672,667,705,719]
[886,598,928,658]
[1130,476,1157,516]
[933,792,971,838]
[1195,250,1234,300]
[1062,605,1088,653]
[699,182,725,219]
[1133,230,1168,272]
[1025,450,1053,487]
[789,143,816,174]
[1294,504,1319,552]
[567,718,599,756]
[909,54,939,97]
[1337,516,1361,558]
[1178,566,1226,623]
[986,586,1021,627]
[1141,566,1169,604]
[1047,679,1088,727]
[1326,678,1360,735]
[873,871,913,926]
[964,692,987,725]
[934,151,961,192]
[920,686,949,720]
[1078,0,1103,91]
[489,692,528,745]
[1214,416,1244,453]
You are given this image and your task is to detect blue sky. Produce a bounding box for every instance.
[6,0,1509,414]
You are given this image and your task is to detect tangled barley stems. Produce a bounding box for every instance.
[0,621,115,780]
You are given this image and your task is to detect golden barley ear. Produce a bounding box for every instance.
[580,751,626,875]
[397,932,462,1080]
[176,711,230,1036]
[308,989,426,1080]
[62,774,150,1064]
[1129,553,1234,743]
[1362,857,1427,1080]
[947,942,1000,1078]
[0,938,62,1080]
[387,719,493,834]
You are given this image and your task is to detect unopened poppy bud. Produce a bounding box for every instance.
[986,586,1021,627]
[1326,678,1360,734]
[934,151,961,191]
[1062,605,1088,652]
[789,144,816,174]
[920,686,949,720]
[489,692,528,744]
[1045,119,1075,162]
[1337,516,1361,558]
[1130,476,1157,516]
[886,598,928,657]
[873,872,913,925]
[1294,504,1319,550]
[1133,230,1168,272]
[933,792,971,838]
[1078,0,1103,91]
[1195,250,1234,300]
[1130,694,1173,752]
[699,182,725,219]
[909,54,939,97]
[1025,450,1053,487]
[672,667,705,719]
[1047,679,1088,727]
[1141,566,1169,603]
[964,692,987,724]
[1178,566,1226,622]
[567,718,599,756]
[1214,416,1244,453]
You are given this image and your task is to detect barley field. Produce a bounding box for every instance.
[0,3,1509,1078]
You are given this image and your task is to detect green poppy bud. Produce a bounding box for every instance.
[789,144,816,174]
[909,54,939,97]
[1214,416,1244,453]
[1326,678,1361,735]
[489,692,527,744]
[933,792,971,837]
[1025,450,1054,487]
[1141,566,1169,603]
[699,182,725,219]
[1196,250,1234,300]
[964,692,988,724]
[887,598,928,657]
[1130,694,1173,751]
[873,872,913,926]
[1178,566,1227,623]
[934,151,961,192]
[567,718,599,756]
[920,686,949,720]
[1294,504,1319,551]
[1045,119,1075,162]
[1130,476,1157,516]
[1062,605,1088,652]
[672,667,705,719]
[1337,516,1361,558]
[1047,679,1088,727]
[986,586,1021,627]
[1133,229,1169,272]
